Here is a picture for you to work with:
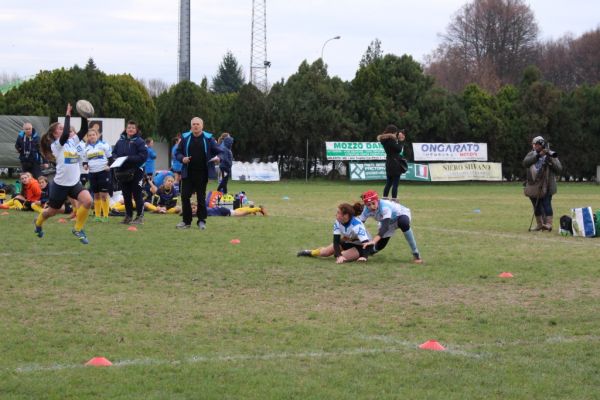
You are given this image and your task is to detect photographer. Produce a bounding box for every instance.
[523,136,562,231]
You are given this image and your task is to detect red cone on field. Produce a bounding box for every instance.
[127,226,137,231]
[419,340,446,351]
[85,357,112,366]
[230,239,240,244]
[57,218,66,223]
[498,272,514,278]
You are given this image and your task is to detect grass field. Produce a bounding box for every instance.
[1,181,599,399]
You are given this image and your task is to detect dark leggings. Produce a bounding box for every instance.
[529,194,553,217]
[383,175,400,198]
[374,215,410,252]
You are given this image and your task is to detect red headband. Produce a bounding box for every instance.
[362,190,379,203]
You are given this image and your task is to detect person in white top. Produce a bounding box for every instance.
[359,190,423,264]
[297,203,373,264]
[35,103,92,244]
[83,128,113,222]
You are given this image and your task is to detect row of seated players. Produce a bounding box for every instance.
[1,171,266,219]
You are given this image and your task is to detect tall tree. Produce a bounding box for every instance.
[212,51,245,94]
[426,0,539,92]
[138,78,172,98]
[359,38,383,68]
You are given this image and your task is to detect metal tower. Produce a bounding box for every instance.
[178,0,191,82]
[250,0,269,92]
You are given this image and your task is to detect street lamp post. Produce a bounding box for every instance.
[321,35,341,60]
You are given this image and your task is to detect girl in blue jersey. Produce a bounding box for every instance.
[358,190,423,264]
[83,128,113,221]
[297,203,373,264]
[146,175,180,214]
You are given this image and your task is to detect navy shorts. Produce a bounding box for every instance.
[207,206,231,217]
[89,170,112,193]
[48,181,85,209]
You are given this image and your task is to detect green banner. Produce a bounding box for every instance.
[349,162,430,181]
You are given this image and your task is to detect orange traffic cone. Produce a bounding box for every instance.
[85,357,113,367]
[127,226,138,231]
[230,239,240,244]
[419,340,446,351]
[498,272,514,278]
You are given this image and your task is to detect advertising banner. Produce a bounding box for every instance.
[413,142,488,161]
[232,161,280,181]
[326,142,385,160]
[349,162,430,181]
[428,162,502,181]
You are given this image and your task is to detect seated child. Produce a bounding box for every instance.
[0,172,41,211]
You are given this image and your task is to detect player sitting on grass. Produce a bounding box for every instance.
[297,202,373,264]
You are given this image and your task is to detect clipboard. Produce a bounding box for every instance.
[110,156,128,168]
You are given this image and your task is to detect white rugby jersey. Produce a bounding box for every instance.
[333,216,371,245]
[359,199,412,223]
[83,141,112,173]
[52,136,83,186]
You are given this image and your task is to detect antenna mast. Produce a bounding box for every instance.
[250,0,269,92]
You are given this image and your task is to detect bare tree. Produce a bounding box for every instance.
[571,28,600,86]
[138,78,172,98]
[426,0,538,92]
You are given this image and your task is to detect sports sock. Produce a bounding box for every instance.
[167,207,179,214]
[101,197,110,218]
[237,206,260,214]
[36,211,48,227]
[145,203,158,212]
[94,199,102,217]
[31,203,44,213]
[74,206,90,231]
[114,203,126,212]
[310,248,321,257]
[402,229,419,255]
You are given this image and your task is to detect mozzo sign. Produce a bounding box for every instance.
[413,142,488,161]
[325,142,385,160]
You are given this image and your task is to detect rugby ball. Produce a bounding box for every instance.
[76,99,95,118]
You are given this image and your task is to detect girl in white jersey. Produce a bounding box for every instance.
[83,128,113,221]
[35,103,92,244]
[297,203,373,264]
[359,190,423,264]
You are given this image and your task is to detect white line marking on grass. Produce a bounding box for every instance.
[12,346,453,374]
[14,334,600,374]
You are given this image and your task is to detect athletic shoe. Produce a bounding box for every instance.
[176,221,191,229]
[102,217,110,223]
[72,229,89,244]
[94,216,102,222]
[130,215,144,225]
[259,206,268,216]
[297,250,312,257]
[197,221,206,230]
[412,253,423,264]
[121,216,133,224]
[33,220,44,238]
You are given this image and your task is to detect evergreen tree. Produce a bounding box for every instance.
[212,51,245,94]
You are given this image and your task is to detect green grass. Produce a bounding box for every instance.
[1,181,600,399]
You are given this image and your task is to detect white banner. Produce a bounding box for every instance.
[413,142,488,161]
[232,161,280,181]
[429,162,502,181]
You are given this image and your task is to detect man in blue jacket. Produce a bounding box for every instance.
[175,117,222,230]
[112,120,148,225]
[15,122,47,178]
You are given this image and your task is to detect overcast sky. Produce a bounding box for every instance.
[1,0,598,86]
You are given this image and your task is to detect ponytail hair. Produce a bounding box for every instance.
[40,122,60,162]
[353,202,364,215]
